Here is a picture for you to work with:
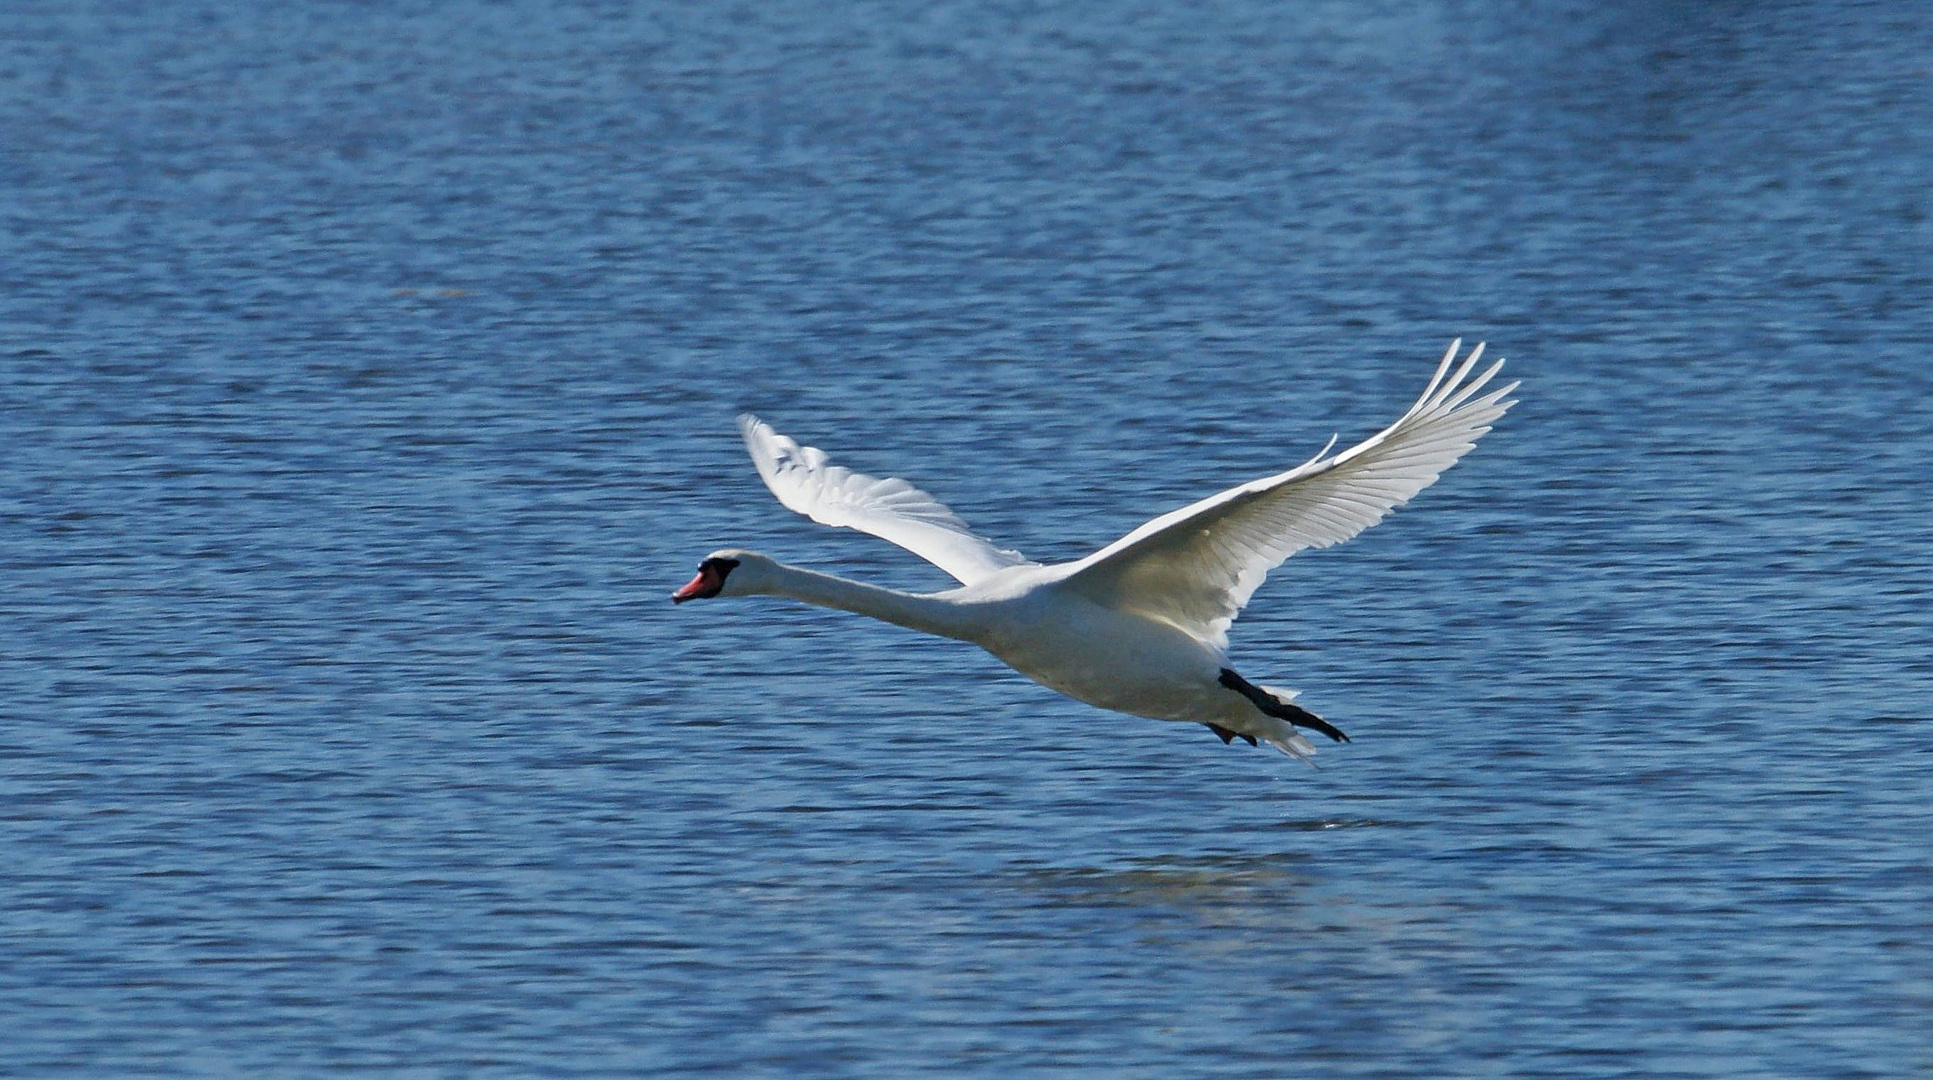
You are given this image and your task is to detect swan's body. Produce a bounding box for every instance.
[675,341,1517,762]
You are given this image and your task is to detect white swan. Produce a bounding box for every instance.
[674,340,1517,762]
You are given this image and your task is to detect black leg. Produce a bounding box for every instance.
[1218,668,1351,743]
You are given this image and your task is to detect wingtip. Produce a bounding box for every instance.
[739,413,791,458]
[1420,339,1462,400]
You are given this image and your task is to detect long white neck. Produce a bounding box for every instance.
[752,561,978,642]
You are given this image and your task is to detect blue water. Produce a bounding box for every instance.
[4,2,1931,1076]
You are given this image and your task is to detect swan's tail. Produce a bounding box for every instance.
[1256,685,1321,766]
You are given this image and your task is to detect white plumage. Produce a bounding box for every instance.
[675,340,1518,762]
[738,414,1034,586]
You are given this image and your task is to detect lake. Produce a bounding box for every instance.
[2,1,1929,1076]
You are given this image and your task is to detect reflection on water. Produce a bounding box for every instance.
[1013,851,1318,910]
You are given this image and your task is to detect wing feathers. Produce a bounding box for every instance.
[738,415,1035,586]
[1060,342,1517,647]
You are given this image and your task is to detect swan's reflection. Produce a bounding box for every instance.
[1016,851,1311,905]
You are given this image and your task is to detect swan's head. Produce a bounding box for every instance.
[671,549,769,603]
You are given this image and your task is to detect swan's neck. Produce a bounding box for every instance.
[753,562,976,642]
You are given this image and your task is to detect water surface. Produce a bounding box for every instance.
[3,2,1930,1076]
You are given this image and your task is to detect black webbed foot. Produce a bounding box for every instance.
[1205,723,1258,747]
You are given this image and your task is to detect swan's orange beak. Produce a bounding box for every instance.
[672,564,721,603]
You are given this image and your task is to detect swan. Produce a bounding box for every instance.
[674,340,1517,762]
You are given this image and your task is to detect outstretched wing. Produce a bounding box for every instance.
[1060,341,1518,648]
[738,414,1037,586]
